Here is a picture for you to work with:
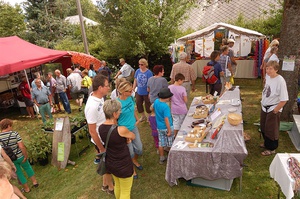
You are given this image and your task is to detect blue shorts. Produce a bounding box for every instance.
[157,127,174,147]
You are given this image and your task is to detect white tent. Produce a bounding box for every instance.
[177,22,265,57]
[65,15,99,26]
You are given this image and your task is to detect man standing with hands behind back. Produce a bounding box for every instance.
[84,74,114,195]
[55,69,71,114]
[32,79,53,123]
[170,52,197,99]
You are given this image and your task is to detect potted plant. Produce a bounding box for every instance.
[25,128,52,166]
[70,112,86,134]
[42,119,54,132]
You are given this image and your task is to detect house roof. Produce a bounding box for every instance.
[0,36,69,76]
[181,0,281,31]
[65,15,99,26]
[177,22,265,43]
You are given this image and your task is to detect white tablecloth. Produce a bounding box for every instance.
[191,60,257,79]
[269,153,300,199]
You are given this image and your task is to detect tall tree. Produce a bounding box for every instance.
[279,0,300,121]
[23,0,72,48]
[0,2,26,37]
[97,0,197,59]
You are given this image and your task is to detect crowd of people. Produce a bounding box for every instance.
[0,39,289,198]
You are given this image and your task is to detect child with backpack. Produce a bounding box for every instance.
[204,50,223,95]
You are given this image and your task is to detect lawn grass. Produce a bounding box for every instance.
[3,78,298,199]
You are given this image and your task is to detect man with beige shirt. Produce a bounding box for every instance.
[170,52,197,99]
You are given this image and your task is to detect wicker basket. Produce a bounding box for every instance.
[227,113,242,126]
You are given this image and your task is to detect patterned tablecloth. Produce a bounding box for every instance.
[165,88,248,186]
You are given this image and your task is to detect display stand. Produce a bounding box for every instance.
[72,124,90,157]
[51,117,72,169]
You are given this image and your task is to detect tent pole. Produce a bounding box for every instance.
[24,69,31,90]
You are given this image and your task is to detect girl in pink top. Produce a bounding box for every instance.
[168,73,188,136]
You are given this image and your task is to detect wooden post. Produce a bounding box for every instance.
[51,117,71,169]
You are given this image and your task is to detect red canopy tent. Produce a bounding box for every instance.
[0,36,70,76]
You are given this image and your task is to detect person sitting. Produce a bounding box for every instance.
[114,58,134,82]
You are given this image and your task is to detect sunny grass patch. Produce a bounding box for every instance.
[7,78,297,198]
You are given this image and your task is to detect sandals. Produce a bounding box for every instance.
[261,150,276,156]
[134,163,143,170]
[21,188,31,193]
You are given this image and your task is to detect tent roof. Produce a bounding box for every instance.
[0,36,69,76]
[177,22,265,43]
[68,51,101,70]
[65,15,99,26]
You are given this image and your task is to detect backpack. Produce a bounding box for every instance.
[1,132,17,161]
[202,64,218,84]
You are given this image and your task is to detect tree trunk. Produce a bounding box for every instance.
[278,0,300,121]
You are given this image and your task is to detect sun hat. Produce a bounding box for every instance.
[227,38,235,43]
[158,88,173,99]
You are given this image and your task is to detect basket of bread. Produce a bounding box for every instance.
[193,105,209,119]
[202,94,214,104]
[227,113,242,126]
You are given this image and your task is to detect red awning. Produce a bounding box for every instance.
[68,51,101,71]
[0,36,69,76]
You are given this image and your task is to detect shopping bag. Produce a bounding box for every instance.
[230,76,234,85]
[96,152,106,176]
[225,69,232,77]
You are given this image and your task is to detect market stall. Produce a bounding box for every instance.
[172,23,265,79]
[165,87,248,190]
[0,36,71,108]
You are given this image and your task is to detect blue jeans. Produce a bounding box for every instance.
[127,127,143,158]
[39,103,53,123]
[58,92,71,113]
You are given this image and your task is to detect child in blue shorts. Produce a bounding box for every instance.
[153,88,174,164]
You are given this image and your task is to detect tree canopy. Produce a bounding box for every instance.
[97,0,197,59]
[0,1,26,37]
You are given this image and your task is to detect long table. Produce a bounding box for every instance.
[191,60,257,79]
[165,88,248,189]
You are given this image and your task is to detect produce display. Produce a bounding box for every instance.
[202,94,215,104]
[193,105,209,119]
[185,125,209,143]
